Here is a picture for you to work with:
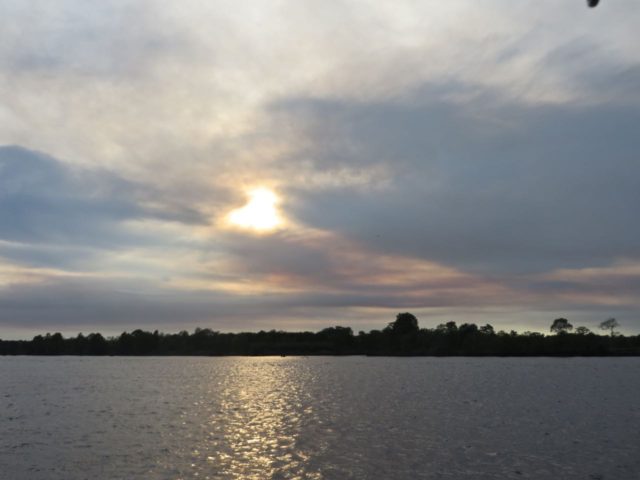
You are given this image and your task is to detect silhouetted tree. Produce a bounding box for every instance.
[49,333,65,354]
[318,326,354,353]
[599,318,619,337]
[3,318,640,357]
[385,312,419,335]
[479,324,495,335]
[550,318,573,334]
[87,333,108,355]
[459,323,479,336]
[436,321,458,334]
[574,326,592,335]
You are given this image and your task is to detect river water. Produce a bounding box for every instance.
[1,356,639,479]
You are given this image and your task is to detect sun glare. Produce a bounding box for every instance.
[228,188,282,232]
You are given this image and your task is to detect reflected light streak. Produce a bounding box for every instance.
[203,358,321,479]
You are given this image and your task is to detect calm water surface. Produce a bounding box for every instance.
[1,357,639,479]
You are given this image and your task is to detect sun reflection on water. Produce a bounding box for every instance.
[191,358,322,480]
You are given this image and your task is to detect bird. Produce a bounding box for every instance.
[587,0,600,7]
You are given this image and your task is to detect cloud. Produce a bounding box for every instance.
[273,80,640,274]
[1,1,640,336]
[0,1,193,79]
[0,145,207,268]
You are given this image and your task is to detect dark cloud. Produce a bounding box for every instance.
[0,146,139,243]
[219,231,336,280]
[0,276,413,332]
[541,39,640,104]
[525,272,640,298]
[0,145,206,268]
[276,82,640,274]
[1,266,638,335]
[0,277,244,330]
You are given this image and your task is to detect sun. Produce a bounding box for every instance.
[228,187,282,232]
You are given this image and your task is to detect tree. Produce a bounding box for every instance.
[318,326,354,348]
[550,318,573,334]
[459,323,479,336]
[599,318,619,337]
[574,326,591,335]
[435,321,458,334]
[87,333,108,355]
[479,324,495,335]
[385,312,419,335]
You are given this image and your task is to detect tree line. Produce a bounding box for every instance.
[1,313,638,356]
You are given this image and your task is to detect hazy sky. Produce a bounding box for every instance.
[1,0,640,338]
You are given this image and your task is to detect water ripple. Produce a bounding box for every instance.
[1,357,639,479]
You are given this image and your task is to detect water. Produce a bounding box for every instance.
[1,357,639,479]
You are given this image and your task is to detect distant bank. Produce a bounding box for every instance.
[2,313,639,356]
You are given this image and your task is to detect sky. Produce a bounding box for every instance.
[1,0,640,339]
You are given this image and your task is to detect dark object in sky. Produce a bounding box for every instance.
[587,0,600,7]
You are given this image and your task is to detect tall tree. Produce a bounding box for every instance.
[599,318,619,337]
[385,312,419,335]
[550,318,573,334]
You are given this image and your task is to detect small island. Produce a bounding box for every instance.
[1,313,638,356]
